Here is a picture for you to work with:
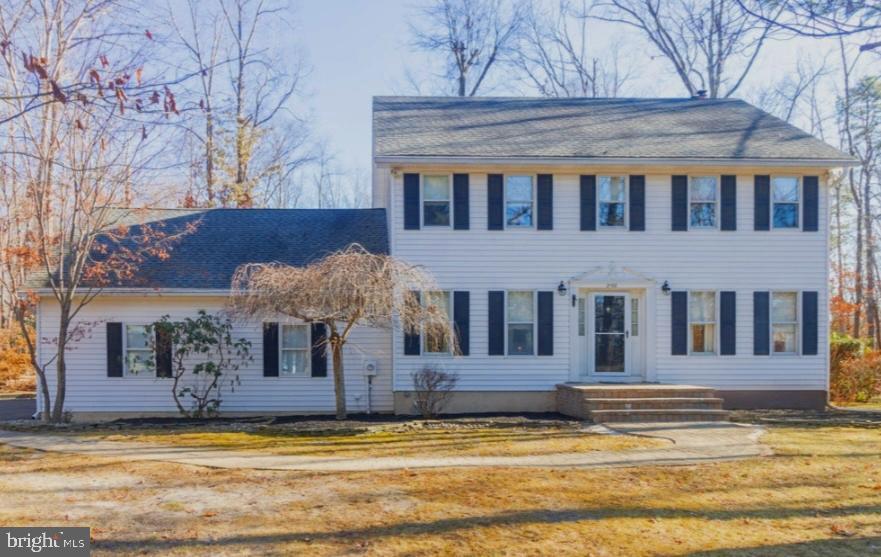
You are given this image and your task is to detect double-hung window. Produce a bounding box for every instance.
[772,292,798,354]
[598,176,626,227]
[505,175,533,227]
[507,291,535,355]
[690,177,717,228]
[689,292,716,354]
[280,324,310,375]
[772,177,799,229]
[125,325,153,375]
[423,290,452,354]
[422,175,451,226]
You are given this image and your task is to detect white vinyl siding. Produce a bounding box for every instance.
[390,170,828,392]
[38,296,392,414]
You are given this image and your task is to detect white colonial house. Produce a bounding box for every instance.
[36,96,856,420]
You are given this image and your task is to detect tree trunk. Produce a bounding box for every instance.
[865,175,876,345]
[330,332,347,419]
[853,171,864,337]
[51,303,69,422]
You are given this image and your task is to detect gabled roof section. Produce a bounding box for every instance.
[31,208,389,291]
[373,96,854,164]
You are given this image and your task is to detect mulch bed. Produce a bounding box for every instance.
[731,407,881,428]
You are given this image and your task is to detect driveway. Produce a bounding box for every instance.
[0,397,36,421]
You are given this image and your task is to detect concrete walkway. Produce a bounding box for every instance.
[0,422,769,472]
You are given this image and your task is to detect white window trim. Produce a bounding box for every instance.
[279,323,312,377]
[421,173,453,228]
[688,176,719,230]
[422,290,454,355]
[770,290,800,356]
[770,175,801,231]
[123,323,155,376]
[597,175,629,229]
[505,290,537,356]
[687,291,718,356]
[631,296,639,337]
[503,174,536,230]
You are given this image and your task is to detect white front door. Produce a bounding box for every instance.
[589,292,630,375]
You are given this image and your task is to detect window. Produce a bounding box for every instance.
[772,292,798,354]
[598,176,626,227]
[423,291,452,354]
[631,297,639,337]
[772,177,799,229]
[507,291,535,355]
[505,175,533,227]
[280,324,310,375]
[422,175,451,226]
[578,298,586,336]
[689,292,716,354]
[690,176,717,228]
[125,325,153,375]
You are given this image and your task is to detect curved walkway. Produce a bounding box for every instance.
[0,422,769,472]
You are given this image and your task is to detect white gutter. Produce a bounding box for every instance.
[33,288,231,297]
[374,155,860,168]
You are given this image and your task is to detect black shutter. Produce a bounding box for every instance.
[487,174,504,230]
[262,322,279,377]
[671,291,688,355]
[453,291,470,356]
[754,175,770,231]
[403,173,420,230]
[537,291,554,356]
[488,291,505,355]
[629,175,645,231]
[671,175,688,231]
[106,322,123,377]
[537,174,553,230]
[721,175,737,231]
[803,176,819,232]
[720,291,736,356]
[453,173,470,230]
[580,175,596,231]
[404,291,421,355]
[311,323,328,377]
[802,291,818,355]
[753,292,770,355]
[155,327,173,378]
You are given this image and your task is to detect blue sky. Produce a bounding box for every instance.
[293,1,833,174]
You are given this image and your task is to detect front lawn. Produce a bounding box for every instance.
[75,418,661,457]
[0,413,879,556]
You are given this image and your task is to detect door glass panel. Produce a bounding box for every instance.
[594,295,626,373]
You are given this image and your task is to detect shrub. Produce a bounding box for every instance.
[830,349,881,403]
[830,332,865,371]
[411,366,458,418]
[0,328,34,393]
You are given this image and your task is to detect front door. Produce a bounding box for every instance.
[590,293,629,375]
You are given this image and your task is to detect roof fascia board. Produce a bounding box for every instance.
[375,156,859,168]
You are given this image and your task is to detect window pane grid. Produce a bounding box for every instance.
[125,325,152,375]
[423,291,452,354]
[423,175,451,227]
[771,292,798,354]
[688,292,716,354]
[505,176,533,227]
[281,324,309,375]
[690,177,717,228]
[507,291,534,355]
[772,177,799,229]
[598,176,626,227]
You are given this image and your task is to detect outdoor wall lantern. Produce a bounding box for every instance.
[661,280,671,295]
[557,281,568,297]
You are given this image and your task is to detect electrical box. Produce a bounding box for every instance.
[363,359,379,377]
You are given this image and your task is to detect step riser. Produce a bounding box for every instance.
[591,412,729,423]
[585,399,723,411]
[565,389,717,399]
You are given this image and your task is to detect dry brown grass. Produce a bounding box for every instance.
[83,423,659,457]
[0,424,879,556]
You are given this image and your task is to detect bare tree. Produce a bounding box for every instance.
[310,145,370,209]
[411,0,525,96]
[595,0,780,98]
[737,1,881,52]
[232,244,456,419]
[516,0,632,97]
[753,56,829,124]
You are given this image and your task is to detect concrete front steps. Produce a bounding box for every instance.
[556,384,730,423]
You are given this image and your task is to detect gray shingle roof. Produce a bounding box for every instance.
[32,208,388,290]
[373,96,853,162]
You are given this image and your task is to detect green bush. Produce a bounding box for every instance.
[830,334,881,403]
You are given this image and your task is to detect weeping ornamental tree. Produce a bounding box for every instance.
[231,244,455,419]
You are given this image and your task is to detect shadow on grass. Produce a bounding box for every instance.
[685,536,881,556]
